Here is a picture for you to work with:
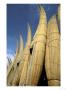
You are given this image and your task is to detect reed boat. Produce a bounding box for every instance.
[26,6,47,85]
[7,35,24,85]
[45,15,60,86]
[19,24,31,85]
[12,24,31,85]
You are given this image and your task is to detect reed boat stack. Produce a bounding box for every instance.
[7,5,60,86]
[12,24,31,85]
[7,35,24,85]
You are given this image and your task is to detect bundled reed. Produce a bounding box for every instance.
[25,6,47,85]
[7,35,24,85]
[45,15,60,86]
[12,24,31,85]
[19,24,31,85]
[7,5,60,86]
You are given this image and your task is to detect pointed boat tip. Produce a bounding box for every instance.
[38,5,47,22]
[19,34,24,46]
[37,4,40,12]
[48,15,56,28]
[33,5,47,40]
[48,14,59,33]
[15,41,19,54]
[25,23,32,47]
[19,35,24,53]
[27,23,31,34]
[39,5,46,14]
[52,15,56,20]
[48,15,56,25]
[27,23,30,30]
[39,5,44,10]
[15,38,19,50]
[37,5,44,12]
[19,34,23,41]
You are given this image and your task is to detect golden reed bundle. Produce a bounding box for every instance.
[12,25,31,85]
[7,35,24,85]
[25,6,47,85]
[45,15,60,86]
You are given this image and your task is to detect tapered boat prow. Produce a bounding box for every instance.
[33,6,47,39]
[47,15,59,34]
[19,34,24,53]
[31,6,47,47]
[25,23,31,48]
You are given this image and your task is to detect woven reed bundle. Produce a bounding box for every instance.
[45,15,60,86]
[11,35,24,86]
[7,40,19,85]
[19,24,31,85]
[12,57,25,86]
[25,6,47,85]
[7,35,24,86]
[12,25,31,86]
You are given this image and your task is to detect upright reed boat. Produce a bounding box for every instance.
[26,6,47,85]
[7,35,24,85]
[12,24,31,85]
[45,15,60,86]
[19,24,32,85]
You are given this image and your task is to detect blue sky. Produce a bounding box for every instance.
[7,4,59,58]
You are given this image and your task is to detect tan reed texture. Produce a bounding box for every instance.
[25,6,47,85]
[19,24,32,86]
[45,15,60,86]
[7,35,24,85]
[12,24,31,86]
[7,40,19,85]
